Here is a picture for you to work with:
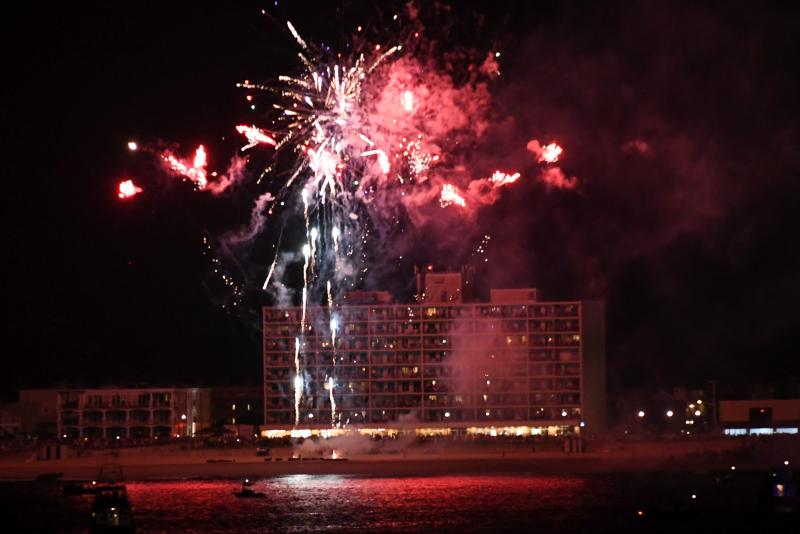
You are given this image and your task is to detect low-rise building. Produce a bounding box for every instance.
[56,387,211,440]
[719,399,800,435]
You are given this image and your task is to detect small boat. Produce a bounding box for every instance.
[760,468,798,512]
[63,480,126,496]
[90,486,135,532]
[233,484,266,498]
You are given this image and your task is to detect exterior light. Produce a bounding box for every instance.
[696,400,702,405]
[637,410,645,418]
[691,494,697,499]
[561,410,568,417]
[666,410,674,417]
[731,465,736,471]
[181,414,187,420]
[127,141,138,151]
[579,421,586,428]
[785,460,790,466]
[444,412,450,418]
[694,410,702,417]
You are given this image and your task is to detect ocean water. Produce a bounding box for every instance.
[2,472,796,533]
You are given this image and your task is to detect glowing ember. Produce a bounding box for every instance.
[118,179,143,199]
[235,124,277,151]
[440,183,467,208]
[527,139,564,164]
[540,142,563,163]
[489,170,521,186]
[162,145,208,189]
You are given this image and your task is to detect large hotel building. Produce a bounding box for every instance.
[263,272,606,437]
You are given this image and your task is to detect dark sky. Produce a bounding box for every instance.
[3,1,800,401]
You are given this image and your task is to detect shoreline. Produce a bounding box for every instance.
[2,436,794,481]
[0,452,785,481]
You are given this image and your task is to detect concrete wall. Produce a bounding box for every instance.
[581,300,607,432]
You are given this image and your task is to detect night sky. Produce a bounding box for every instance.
[4,1,800,402]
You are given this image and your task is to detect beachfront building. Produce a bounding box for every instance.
[0,389,59,437]
[719,399,800,436]
[56,387,211,440]
[209,385,263,438]
[262,271,606,438]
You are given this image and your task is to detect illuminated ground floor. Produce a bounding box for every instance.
[260,423,581,439]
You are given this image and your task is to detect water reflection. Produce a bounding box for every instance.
[125,476,588,533]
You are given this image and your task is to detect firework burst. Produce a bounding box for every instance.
[124,9,549,429]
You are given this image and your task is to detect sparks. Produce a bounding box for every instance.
[541,142,563,163]
[440,183,467,208]
[162,145,208,189]
[489,170,521,186]
[235,124,277,151]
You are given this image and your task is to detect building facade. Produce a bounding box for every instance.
[719,399,800,435]
[209,386,263,437]
[56,387,210,440]
[263,274,606,436]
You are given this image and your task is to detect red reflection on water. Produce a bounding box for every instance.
[124,476,588,532]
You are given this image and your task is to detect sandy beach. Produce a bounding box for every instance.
[1,437,795,480]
